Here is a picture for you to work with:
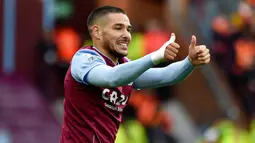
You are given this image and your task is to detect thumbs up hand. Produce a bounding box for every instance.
[151,33,180,65]
[163,33,180,62]
[188,35,210,66]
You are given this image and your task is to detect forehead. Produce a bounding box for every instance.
[105,13,130,26]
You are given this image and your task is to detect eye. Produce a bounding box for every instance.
[114,27,122,30]
[127,28,131,32]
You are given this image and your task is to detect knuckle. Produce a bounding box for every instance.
[166,45,171,49]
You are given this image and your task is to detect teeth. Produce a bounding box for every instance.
[119,43,127,46]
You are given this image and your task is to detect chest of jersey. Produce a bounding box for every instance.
[99,84,133,112]
[83,46,133,112]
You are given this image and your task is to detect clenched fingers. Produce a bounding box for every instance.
[198,48,210,57]
[196,45,207,55]
[165,48,177,60]
[198,53,210,61]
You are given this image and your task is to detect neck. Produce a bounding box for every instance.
[93,43,118,64]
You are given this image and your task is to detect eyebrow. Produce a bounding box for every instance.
[114,23,132,29]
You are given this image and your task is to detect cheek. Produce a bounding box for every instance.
[103,32,117,42]
[102,34,116,48]
[109,30,122,39]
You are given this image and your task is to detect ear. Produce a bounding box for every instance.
[91,25,101,39]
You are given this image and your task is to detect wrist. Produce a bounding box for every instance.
[188,56,196,67]
[151,51,164,65]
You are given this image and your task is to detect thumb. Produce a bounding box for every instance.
[169,33,176,43]
[160,33,176,49]
[190,35,196,48]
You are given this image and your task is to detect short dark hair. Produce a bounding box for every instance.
[87,6,126,34]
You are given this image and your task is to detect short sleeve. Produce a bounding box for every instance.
[71,49,106,84]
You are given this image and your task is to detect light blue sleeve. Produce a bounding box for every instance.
[71,49,106,84]
[133,57,195,90]
[71,49,155,87]
[86,55,154,88]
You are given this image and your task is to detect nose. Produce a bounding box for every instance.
[121,30,131,41]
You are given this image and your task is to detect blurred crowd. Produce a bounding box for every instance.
[1,0,255,143]
[211,1,255,120]
[188,0,255,142]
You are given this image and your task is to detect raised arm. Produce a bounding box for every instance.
[134,35,211,89]
[71,34,178,88]
[133,57,195,89]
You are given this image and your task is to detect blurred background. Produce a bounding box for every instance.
[0,0,255,143]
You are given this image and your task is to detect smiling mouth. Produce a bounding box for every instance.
[117,43,128,49]
[118,43,128,47]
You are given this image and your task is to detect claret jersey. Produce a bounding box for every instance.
[60,46,133,143]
